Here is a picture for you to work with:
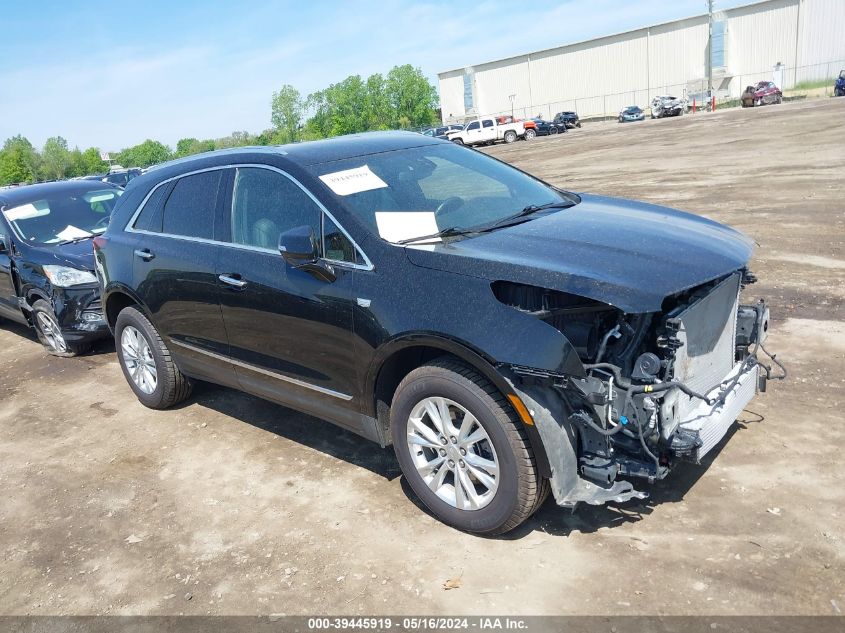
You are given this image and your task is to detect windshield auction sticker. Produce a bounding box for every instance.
[319,165,388,196]
[375,211,439,243]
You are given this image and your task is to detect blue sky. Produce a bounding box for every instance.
[0,0,750,151]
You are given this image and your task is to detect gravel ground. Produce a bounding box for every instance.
[1,97,843,616]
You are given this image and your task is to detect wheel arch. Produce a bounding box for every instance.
[103,284,148,330]
[21,284,51,324]
[366,334,551,476]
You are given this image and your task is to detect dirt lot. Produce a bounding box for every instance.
[1,98,844,617]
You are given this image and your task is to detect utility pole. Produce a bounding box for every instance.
[707,0,714,96]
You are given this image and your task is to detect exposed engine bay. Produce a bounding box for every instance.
[494,269,786,506]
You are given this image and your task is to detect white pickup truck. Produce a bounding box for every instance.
[446,116,531,146]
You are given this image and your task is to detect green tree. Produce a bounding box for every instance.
[117,139,172,168]
[216,130,255,149]
[271,84,303,144]
[0,135,40,185]
[385,64,438,128]
[175,137,200,157]
[41,136,72,180]
[302,75,371,139]
[254,129,277,146]
[176,137,217,157]
[79,147,109,175]
[363,73,391,130]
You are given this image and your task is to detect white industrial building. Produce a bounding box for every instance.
[438,0,845,122]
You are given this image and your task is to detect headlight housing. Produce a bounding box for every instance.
[42,265,98,287]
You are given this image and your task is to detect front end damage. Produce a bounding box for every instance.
[495,270,785,508]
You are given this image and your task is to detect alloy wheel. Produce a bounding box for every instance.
[36,311,67,353]
[121,325,158,394]
[406,396,499,511]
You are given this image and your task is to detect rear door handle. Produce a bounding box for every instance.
[134,248,154,261]
[218,274,248,289]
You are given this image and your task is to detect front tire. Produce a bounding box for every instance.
[115,306,192,409]
[391,358,546,535]
[32,299,90,357]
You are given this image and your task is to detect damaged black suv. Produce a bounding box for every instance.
[95,133,781,535]
[0,181,121,356]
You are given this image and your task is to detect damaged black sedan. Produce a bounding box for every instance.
[0,181,121,355]
[95,133,782,534]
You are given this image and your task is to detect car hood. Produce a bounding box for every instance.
[404,194,754,313]
[46,238,96,271]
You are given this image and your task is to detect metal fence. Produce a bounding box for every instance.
[444,59,845,124]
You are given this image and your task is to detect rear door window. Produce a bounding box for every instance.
[161,170,223,240]
[132,183,172,232]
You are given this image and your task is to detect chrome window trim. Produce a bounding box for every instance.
[171,339,353,401]
[125,163,374,272]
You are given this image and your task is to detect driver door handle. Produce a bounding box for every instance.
[134,248,154,261]
[219,274,248,289]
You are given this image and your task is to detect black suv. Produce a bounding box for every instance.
[0,180,121,355]
[96,132,776,534]
[553,111,581,128]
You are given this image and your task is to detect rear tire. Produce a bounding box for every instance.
[523,128,536,141]
[549,127,558,135]
[391,358,545,535]
[503,130,517,144]
[31,299,90,357]
[115,306,192,409]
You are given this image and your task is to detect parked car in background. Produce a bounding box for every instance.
[497,116,539,139]
[447,116,531,145]
[618,106,645,123]
[650,95,687,118]
[553,111,581,128]
[95,132,778,535]
[529,118,567,135]
[103,168,142,188]
[422,125,463,140]
[741,81,782,107]
[82,168,142,188]
[833,70,845,97]
[0,180,122,355]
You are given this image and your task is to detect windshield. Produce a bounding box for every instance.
[625,107,640,113]
[308,143,577,244]
[2,188,123,244]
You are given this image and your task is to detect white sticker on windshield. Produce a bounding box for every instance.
[4,202,49,221]
[375,211,439,244]
[55,225,93,241]
[319,165,388,196]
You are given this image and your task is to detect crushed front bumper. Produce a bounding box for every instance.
[52,285,110,343]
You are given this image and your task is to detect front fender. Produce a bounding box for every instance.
[364,332,513,405]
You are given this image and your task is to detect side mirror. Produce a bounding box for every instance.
[278,225,336,283]
[0,235,7,255]
[278,225,319,267]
